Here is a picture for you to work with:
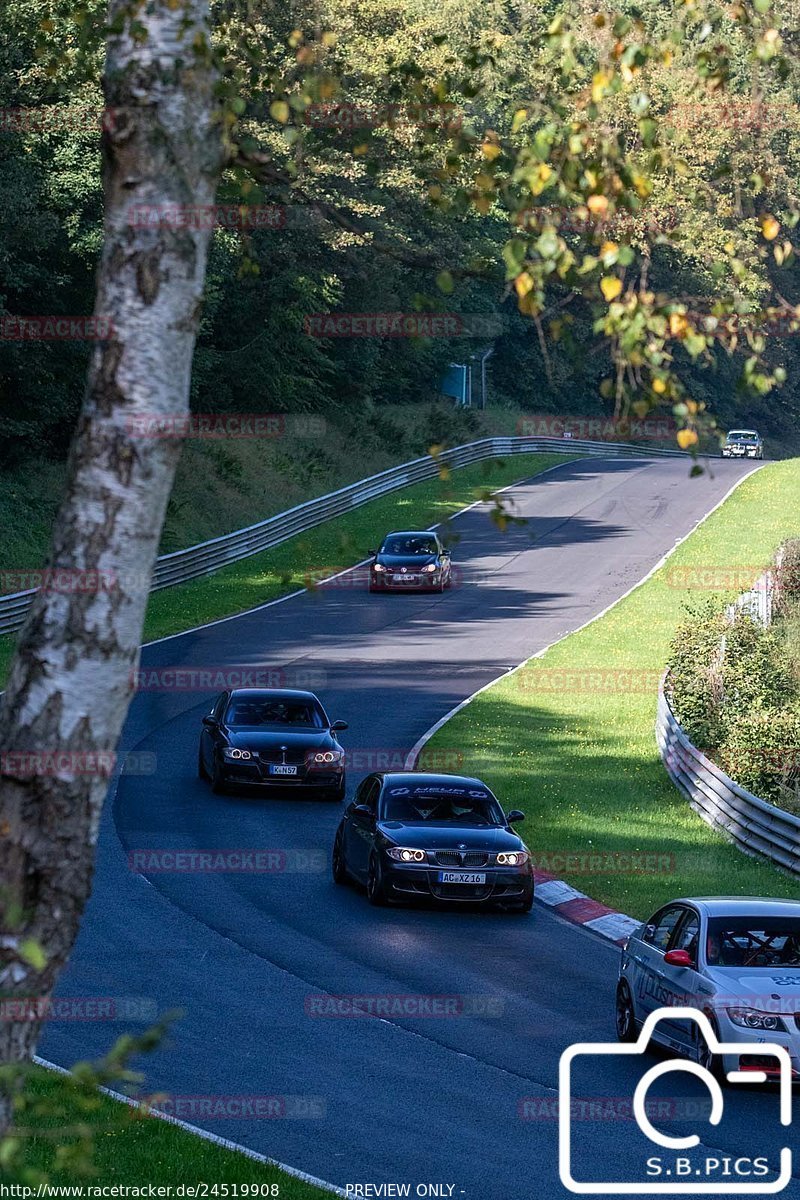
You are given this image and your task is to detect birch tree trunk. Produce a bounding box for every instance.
[0,0,224,1132]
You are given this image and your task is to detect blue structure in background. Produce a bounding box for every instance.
[440,362,470,407]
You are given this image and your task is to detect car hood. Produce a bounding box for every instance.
[704,966,800,1011]
[375,553,438,569]
[377,822,525,851]
[225,729,335,750]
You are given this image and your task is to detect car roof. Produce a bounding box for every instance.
[669,897,800,918]
[227,688,320,701]
[726,429,759,436]
[378,771,492,791]
[381,530,438,539]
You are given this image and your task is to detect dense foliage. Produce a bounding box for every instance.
[2,0,800,465]
[668,542,800,809]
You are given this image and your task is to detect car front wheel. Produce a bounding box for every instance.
[197,745,209,781]
[211,759,228,795]
[367,853,389,906]
[332,827,349,884]
[616,982,637,1043]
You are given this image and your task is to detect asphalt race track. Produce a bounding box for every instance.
[40,456,799,1200]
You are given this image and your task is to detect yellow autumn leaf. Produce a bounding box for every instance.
[515,272,534,298]
[481,140,502,161]
[587,194,609,216]
[676,428,698,450]
[669,313,688,337]
[600,241,619,257]
[761,215,780,240]
[600,276,623,301]
[591,72,609,103]
[652,377,667,394]
[270,100,290,124]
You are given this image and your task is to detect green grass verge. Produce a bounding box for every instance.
[5,1065,331,1195]
[0,453,572,685]
[425,458,800,919]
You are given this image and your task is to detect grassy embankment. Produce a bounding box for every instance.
[424,459,800,918]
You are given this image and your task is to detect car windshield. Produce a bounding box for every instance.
[382,785,505,825]
[706,917,800,968]
[225,698,326,729]
[380,536,438,556]
[727,431,757,442]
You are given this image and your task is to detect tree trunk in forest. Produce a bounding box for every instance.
[0,0,224,1132]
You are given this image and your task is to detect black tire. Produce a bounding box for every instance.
[332,827,349,884]
[367,852,389,906]
[211,759,228,796]
[510,889,534,913]
[197,744,209,781]
[697,1012,725,1082]
[616,981,637,1043]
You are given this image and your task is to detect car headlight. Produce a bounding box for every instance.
[726,1008,787,1032]
[223,748,252,760]
[386,847,427,863]
[420,563,438,574]
[495,851,529,866]
[311,750,344,764]
[372,563,387,572]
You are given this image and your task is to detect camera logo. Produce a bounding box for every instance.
[559,1007,793,1194]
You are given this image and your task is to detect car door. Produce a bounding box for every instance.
[344,775,380,879]
[437,536,451,582]
[658,907,705,1053]
[630,904,689,1034]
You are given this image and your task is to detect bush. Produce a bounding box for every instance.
[667,600,728,748]
[775,537,800,613]
[720,610,796,716]
[717,709,800,810]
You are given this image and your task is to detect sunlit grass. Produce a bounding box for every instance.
[8,1065,330,1195]
[426,459,800,918]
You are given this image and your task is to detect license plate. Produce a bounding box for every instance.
[393,574,418,583]
[438,871,486,884]
[270,764,298,776]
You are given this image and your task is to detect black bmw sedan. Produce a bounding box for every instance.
[198,688,348,799]
[332,772,533,911]
[369,530,452,593]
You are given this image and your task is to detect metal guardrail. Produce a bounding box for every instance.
[0,434,687,638]
[657,680,800,876]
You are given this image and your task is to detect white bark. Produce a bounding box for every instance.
[0,0,224,1129]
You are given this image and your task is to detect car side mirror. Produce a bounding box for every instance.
[202,715,218,727]
[664,949,694,968]
[506,810,525,824]
[331,720,348,731]
[353,804,374,819]
[368,549,377,556]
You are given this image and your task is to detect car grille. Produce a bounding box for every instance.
[434,850,489,867]
[257,748,307,765]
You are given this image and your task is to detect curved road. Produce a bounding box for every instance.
[41,456,798,1199]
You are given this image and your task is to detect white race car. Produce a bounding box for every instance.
[616,897,800,1079]
[722,429,764,458]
